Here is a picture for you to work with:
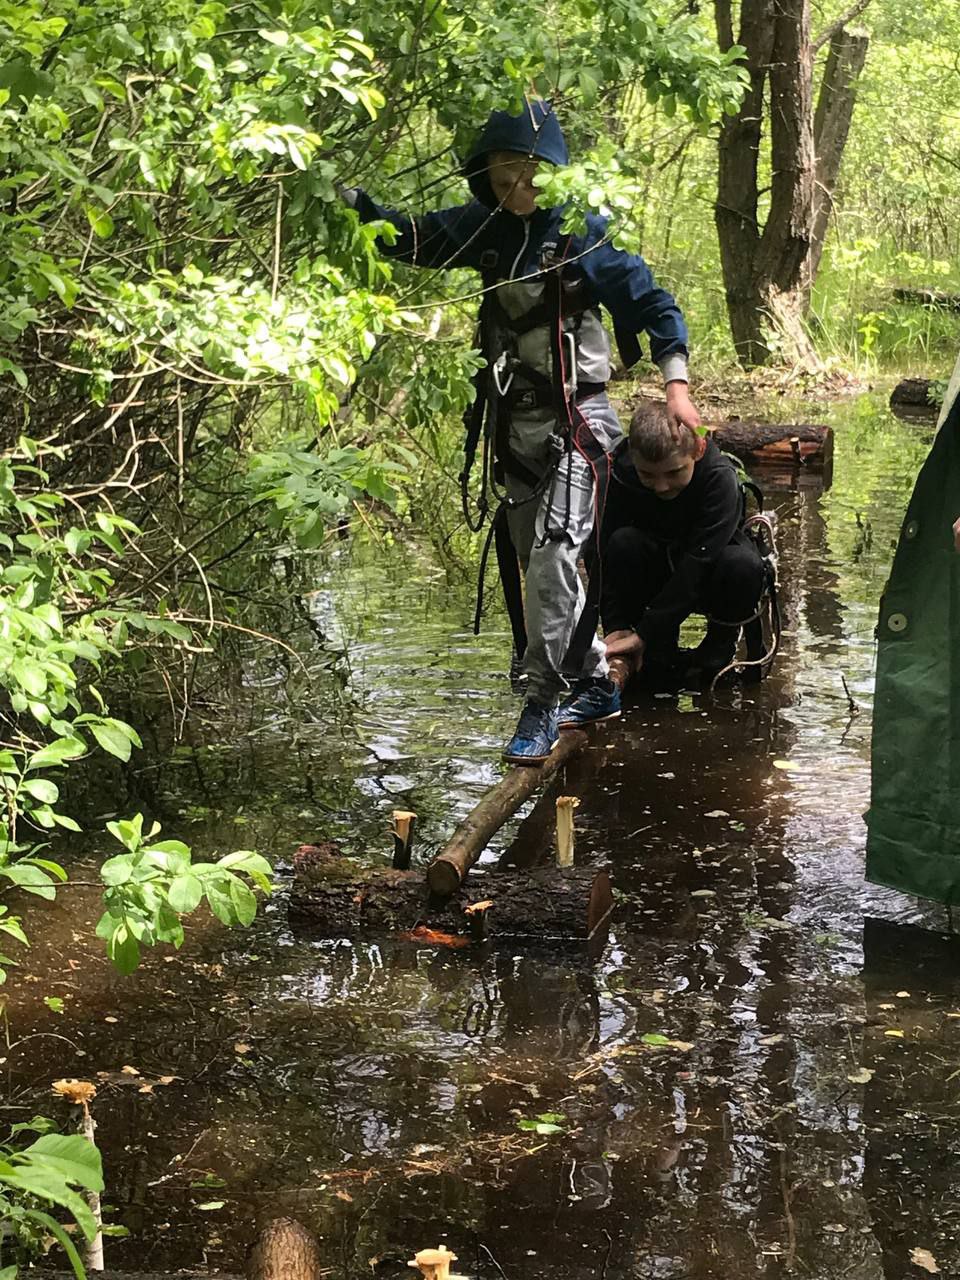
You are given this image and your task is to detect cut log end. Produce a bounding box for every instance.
[247,1217,324,1280]
[426,730,588,896]
[427,856,463,897]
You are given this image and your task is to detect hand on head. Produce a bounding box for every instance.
[665,381,701,437]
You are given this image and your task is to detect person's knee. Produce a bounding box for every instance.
[709,545,764,618]
[606,526,655,569]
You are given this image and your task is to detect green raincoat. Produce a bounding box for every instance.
[866,357,960,903]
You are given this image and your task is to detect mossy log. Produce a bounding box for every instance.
[889,377,939,418]
[711,421,834,471]
[290,854,612,943]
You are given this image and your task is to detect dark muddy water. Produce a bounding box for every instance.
[7,396,960,1280]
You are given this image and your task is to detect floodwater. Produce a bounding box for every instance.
[6,394,960,1279]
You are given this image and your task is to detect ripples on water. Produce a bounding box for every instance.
[8,395,960,1279]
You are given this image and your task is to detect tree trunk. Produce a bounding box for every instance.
[714,0,775,366]
[714,0,868,368]
[247,1218,324,1280]
[806,26,870,296]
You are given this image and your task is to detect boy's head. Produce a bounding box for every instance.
[628,400,705,500]
[487,150,541,216]
[463,100,568,211]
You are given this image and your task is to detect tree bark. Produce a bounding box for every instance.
[807,26,870,296]
[714,0,869,367]
[247,1218,324,1280]
[290,859,612,943]
[712,421,834,469]
[714,0,776,366]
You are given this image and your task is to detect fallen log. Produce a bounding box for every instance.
[711,421,833,472]
[893,286,960,313]
[290,853,611,942]
[427,730,587,896]
[889,377,939,418]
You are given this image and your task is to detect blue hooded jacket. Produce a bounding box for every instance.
[350,101,688,373]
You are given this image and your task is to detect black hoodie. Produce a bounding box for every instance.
[601,437,746,641]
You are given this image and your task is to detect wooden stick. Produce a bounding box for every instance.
[427,731,587,896]
[391,809,417,870]
[409,1247,458,1280]
[555,796,580,867]
[81,1102,104,1272]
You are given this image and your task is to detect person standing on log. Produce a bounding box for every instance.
[584,400,765,699]
[341,98,699,762]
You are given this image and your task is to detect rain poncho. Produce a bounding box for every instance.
[866,359,960,903]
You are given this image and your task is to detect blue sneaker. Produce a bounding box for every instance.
[503,701,559,765]
[557,677,622,730]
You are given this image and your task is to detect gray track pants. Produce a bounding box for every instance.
[504,394,624,707]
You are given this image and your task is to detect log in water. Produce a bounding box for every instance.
[290,854,612,942]
[711,421,834,470]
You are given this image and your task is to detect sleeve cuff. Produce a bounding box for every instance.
[658,354,689,385]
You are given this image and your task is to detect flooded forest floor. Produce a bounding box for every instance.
[6,392,960,1280]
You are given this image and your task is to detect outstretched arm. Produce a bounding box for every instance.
[578,225,700,433]
[342,189,489,270]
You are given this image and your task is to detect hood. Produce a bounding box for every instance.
[463,99,568,208]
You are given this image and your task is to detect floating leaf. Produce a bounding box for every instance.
[196,1200,225,1211]
[884,1030,905,1039]
[703,810,729,819]
[847,1068,874,1084]
[773,759,801,771]
[910,1248,940,1274]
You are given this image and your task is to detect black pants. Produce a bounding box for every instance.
[601,527,765,656]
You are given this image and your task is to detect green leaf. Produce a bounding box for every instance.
[168,873,203,914]
[106,923,140,974]
[100,855,133,886]
[91,721,134,761]
[641,1032,670,1046]
[20,1207,88,1276]
[0,864,56,899]
[85,205,115,239]
[27,738,85,769]
[25,1134,103,1192]
[21,778,59,805]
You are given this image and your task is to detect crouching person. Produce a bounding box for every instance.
[565,400,764,705]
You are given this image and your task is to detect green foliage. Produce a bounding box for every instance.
[0,1125,103,1276]
[95,815,272,974]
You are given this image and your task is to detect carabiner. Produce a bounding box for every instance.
[492,352,515,397]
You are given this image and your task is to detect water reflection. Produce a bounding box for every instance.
[5,396,958,1279]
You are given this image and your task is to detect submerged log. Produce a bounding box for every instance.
[290,855,611,942]
[890,377,939,418]
[427,730,588,896]
[711,421,834,471]
[247,1218,324,1280]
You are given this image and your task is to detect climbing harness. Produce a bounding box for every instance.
[461,237,613,659]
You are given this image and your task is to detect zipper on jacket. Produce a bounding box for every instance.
[509,219,531,281]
